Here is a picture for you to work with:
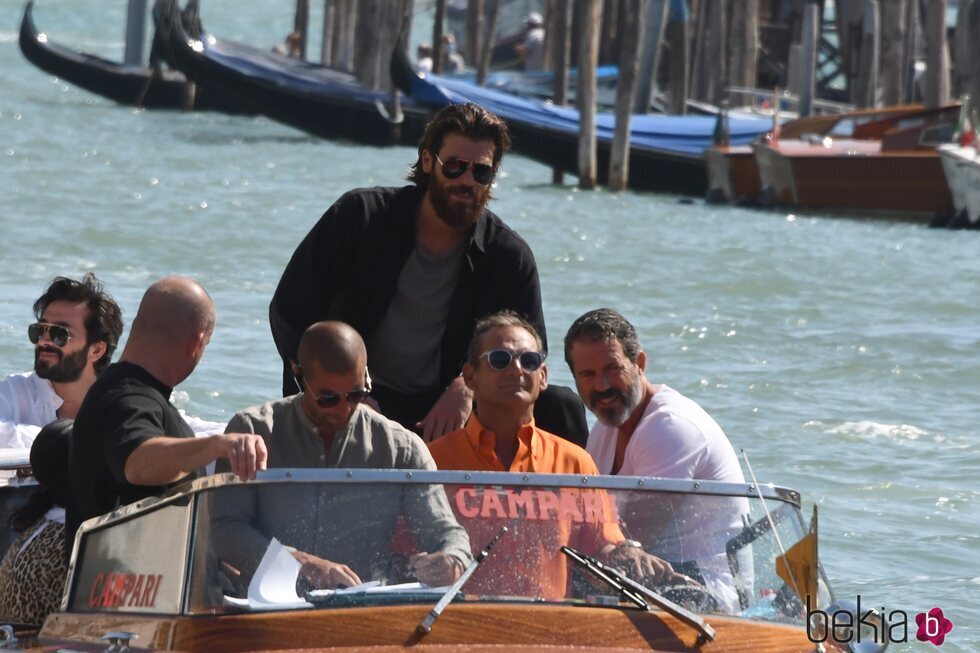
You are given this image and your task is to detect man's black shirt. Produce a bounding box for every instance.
[66,362,199,550]
[269,185,587,443]
[269,185,546,393]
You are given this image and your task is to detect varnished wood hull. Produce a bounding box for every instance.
[705,145,761,204]
[753,141,954,218]
[36,604,822,652]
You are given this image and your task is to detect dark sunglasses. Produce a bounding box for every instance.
[434,154,495,185]
[301,376,371,409]
[480,349,545,372]
[28,322,73,348]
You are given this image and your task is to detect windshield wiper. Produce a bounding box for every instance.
[561,545,716,643]
[417,524,510,635]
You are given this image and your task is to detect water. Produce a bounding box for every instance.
[2,2,978,650]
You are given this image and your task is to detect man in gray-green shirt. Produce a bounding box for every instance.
[211,321,471,591]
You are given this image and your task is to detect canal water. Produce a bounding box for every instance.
[1,2,977,650]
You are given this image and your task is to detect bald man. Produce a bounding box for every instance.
[66,277,268,550]
[210,321,471,593]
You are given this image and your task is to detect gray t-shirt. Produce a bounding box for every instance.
[369,242,465,393]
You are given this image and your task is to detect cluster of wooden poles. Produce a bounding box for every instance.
[180,0,980,192]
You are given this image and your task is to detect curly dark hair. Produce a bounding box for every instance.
[563,308,642,372]
[33,273,123,374]
[407,103,511,190]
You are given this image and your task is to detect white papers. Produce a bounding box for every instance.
[222,541,451,610]
[230,537,312,610]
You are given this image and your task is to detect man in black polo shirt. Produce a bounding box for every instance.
[66,276,268,550]
[270,103,588,445]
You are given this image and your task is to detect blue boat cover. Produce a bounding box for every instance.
[409,71,772,158]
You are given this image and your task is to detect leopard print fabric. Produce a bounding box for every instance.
[0,519,67,625]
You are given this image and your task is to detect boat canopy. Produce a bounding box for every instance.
[407,73,774,157]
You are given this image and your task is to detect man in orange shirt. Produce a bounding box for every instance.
[429,311,684,599]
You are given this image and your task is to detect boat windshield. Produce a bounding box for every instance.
[66,470,822,624]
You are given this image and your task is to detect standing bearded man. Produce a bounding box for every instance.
[270,102,587,445]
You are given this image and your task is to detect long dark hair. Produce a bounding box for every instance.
[9,419,72,533]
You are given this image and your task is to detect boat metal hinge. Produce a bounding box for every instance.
[0,625,19,649]
[102,630,138,652]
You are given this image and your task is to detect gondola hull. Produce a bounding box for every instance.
[18,1,243,113]
[166,16,432,147]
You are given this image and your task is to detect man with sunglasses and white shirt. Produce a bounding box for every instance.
[0,274,123,448]
[211,321,471,592]
[270,103,588,447]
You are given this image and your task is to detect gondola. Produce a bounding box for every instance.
[17,1,242,113]
[164,5,432,147]
[390,44,774,196]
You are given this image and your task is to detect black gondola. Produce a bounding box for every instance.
[164,5,432,147]
[17,0,243,113]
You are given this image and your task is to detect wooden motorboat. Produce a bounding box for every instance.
[705,144,762,205]
[705,104,941,206]
[750,105,959,218]
[3,469,864,652]
[17,0,243,113]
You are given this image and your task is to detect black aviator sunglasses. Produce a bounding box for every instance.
[28,322,72,348]
[434,154,495,186]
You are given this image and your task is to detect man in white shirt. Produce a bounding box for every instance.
[0,274,123,448]
[563,308,747,612]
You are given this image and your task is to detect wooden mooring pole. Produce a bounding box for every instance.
[666,2,689,114]
[321,0,334,65]
[551,1,571,184]
[124,0,148,66]
[634,0,668,114]
[432,0,446,74]
[576,0,601,190]
[466,0,484,67]
[329,0,356,72]
[609,0,645,191]
[798,0,819,117]
[728,0,759,92]
[879,0,906,105]
[294,0,310,60]
[476,0,499,86]
[923,0,950,109]
[857,0,880,108]
[970,0,980,108]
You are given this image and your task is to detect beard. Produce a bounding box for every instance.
[427,174,490,230]
[589,370,644,428]
[35,345,89,383]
